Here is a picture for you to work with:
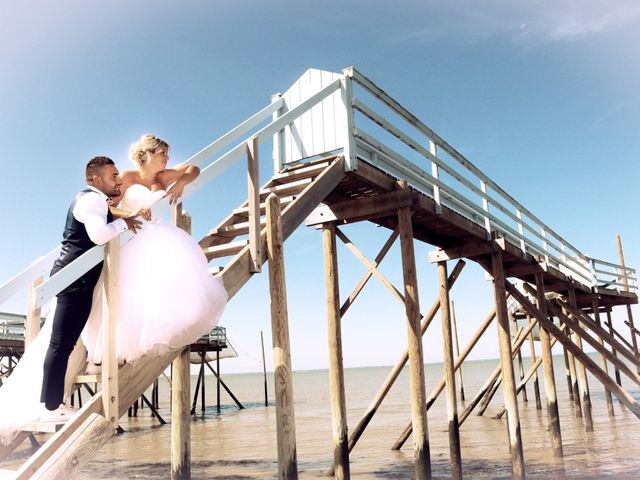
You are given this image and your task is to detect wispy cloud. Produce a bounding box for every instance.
[392,0,640,46]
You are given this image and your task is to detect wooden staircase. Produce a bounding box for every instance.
[0,155,346,479]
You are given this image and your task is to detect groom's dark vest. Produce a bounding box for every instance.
[51,188,113,296]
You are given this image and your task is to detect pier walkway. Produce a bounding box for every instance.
[0,67,638,479]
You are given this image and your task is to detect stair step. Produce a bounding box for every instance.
[210,218,267,237]
[256,177,312,200]
[204,240,249,260]
[271,159,333,184]
[22,421,66,434]
[232,195,296,218]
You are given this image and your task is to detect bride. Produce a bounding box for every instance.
[0,134,227,445]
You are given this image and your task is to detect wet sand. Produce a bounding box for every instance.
[3,357,640,478]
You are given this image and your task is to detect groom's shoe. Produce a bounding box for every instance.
[40,403,77,423]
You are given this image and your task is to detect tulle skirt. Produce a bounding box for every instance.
[83,222,228,363]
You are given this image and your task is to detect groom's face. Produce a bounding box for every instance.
[93,164,123,198]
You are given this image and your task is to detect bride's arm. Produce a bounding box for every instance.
[160,164,200,205]
[108,205,151,221]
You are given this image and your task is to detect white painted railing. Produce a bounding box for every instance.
[342,67,635,293]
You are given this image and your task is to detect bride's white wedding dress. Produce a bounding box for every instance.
[0,184,227,445]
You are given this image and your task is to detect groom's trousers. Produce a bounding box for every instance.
[40,289,94,410]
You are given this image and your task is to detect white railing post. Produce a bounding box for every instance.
[247,136,261,273]
[272,93,285,174]
[541,228,549,265]
[430,140,442,214]
[102,237,120,428]
[515,209,525,253]
[341,68,357,172]
[480,180,491,237]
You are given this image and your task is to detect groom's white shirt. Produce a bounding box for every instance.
[73,185,128,245]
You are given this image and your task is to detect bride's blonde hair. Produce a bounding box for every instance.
[129,134,170,166]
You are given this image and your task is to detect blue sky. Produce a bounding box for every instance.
[1,1,639,374]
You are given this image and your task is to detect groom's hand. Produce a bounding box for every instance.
[123,216,143,233]
[135,208,152,221]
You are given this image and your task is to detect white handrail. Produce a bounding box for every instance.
[348,66,634,291]
[4,81,342,310]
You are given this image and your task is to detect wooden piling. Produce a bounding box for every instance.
[398,205,431,480]
[266,194,298,480]
[592,297,614,416]
[171,347,191,480]
[171,207,192,480]
[568,286,593,431]
[526,315,542,410]
[102,238,119,428]
[490,246,525,480]
[533,273,563,458]
[247,136,261,273]
[512,315,528,403]
[323,222,350,480]
[438,261,462,479]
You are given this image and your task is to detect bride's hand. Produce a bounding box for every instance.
[166,180,185,205]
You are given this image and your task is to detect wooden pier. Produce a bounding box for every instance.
[1,67,638,479]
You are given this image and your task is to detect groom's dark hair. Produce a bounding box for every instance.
[86,156,115,181]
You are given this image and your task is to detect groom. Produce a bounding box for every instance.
[40,156,144,419]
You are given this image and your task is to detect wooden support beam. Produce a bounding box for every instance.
[526,314,542,410]
[542,302,640,387]
[438,261,462,479]
[398,205,431,480]
[490,246,525,480]
[451,300,465,402]
[336,228,403,304]
[329,260,465,470]
[339,229,399,318]
[606,311,623,387]
[247,136,261,273]
[172,208,192,480]
[428,241,493,263]
[533,273,563,457]
[266,194,298,480]
[305,189,414,226]
[549,296,640,371]
[102,238,119,428]
[592,297,615,417]
[506,281,640,420]
[322,222,350,480]
[393,306,496,450]
[568,286,593,432]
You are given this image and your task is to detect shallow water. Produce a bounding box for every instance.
[3,355,640,478]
